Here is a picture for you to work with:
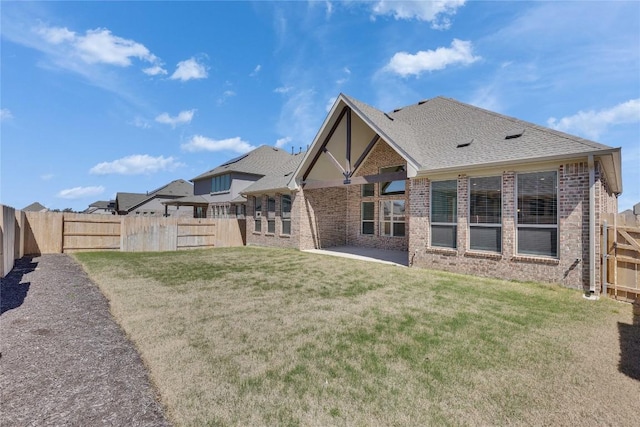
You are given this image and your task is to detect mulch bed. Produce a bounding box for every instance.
[0,254,170,426]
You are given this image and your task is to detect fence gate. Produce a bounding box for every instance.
[602,213,640,302]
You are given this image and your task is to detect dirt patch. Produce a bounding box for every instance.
[0,255,169,426]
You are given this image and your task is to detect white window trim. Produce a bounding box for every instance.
[514,170,560,259]
[379,165,406,196]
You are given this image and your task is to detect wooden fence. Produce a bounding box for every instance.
[0,207,245,277]
[602,213,640,302]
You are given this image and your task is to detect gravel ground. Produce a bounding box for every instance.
[0,254,170,426]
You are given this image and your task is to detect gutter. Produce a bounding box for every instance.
[586,154,598,298]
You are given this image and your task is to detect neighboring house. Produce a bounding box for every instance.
[166,145,297,218]
[22,202,48,212]
[242,93,623,294]
[619,201,640,222]
[115,179,193,217]
[82,200,115,215]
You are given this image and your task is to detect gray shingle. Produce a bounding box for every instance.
[191,145,293,181]
[242,153,305,194]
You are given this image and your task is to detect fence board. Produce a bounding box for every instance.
[1,205,17,277]
[63,213,121,252]
[24,211,63,255]
[121,216,178,252]
[602,213,639,302]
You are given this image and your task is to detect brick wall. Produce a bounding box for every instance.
[409,161,611,291]
[246,194,299,249]
[298,187,347,250]
[346,140,409,251]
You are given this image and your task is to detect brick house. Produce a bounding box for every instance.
[242,94,622,294]
[166,145,296,219]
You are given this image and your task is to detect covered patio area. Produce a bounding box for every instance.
[303,246,408,267]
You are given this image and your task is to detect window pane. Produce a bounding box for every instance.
[470,226,501,252]
[268,197,276,212]
[362,221,374,235]
[381,201,391,220]
[382,222,391,236]
[432,225,457,248]
[282,220,291,235]
[267,220,275,234]
[255,196,262,212]
[470,176,501,224]
[255,219,261,232]
[393,222,405,237]
[380,165,406,195]
[362,183,374,197]
[518,171,557,225]
[431,180,457,223]
[393,200,405,219]
[362,202,374,221]
[517,227,557,257]
[282,195,291,218]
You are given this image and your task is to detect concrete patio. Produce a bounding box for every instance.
[303,246,408,267]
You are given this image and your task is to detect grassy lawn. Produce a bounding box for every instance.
[75,247,639,427]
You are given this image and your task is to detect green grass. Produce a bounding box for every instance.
[75,247,638,427]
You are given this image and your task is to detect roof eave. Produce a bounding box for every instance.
[414,148,623,193]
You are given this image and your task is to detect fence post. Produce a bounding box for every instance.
[602,220,608,296]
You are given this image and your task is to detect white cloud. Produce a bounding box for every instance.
[385,39,480,77]
[275,136,292,148]
[34,25,164,73]
[41,173,54,181]
[170,57,208,81]
[274,86,293,94]
[547,99,640,139]
[155,109,196,128]
[130,116,151,129]
[143,65,168,76]
[57,185,105,199]
[326,96,337,112]
[89,155,184,175]
[371,0,466,29]
[217,90,236,105]
[0,108,14,121]
[181,135,256,154]
[250,64,262,76]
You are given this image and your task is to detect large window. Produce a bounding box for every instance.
[517,171,558,257]
[469,176,502,252]
[267,196,276,234]
[361,202,374,235]
[212,174,231,193]
[254,196,262,233]
[281,195,291,235]
[380,165,406,195]
[380,200,405,237]
[431,180,457,248]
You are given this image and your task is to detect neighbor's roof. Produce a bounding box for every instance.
[89,200,112,209]
[191,145,293,181]
[22,202,47,212]
[116,179,194,211]
[242,152,305,194]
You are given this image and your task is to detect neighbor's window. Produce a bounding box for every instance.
[469,176,502,252]
[380,200,405,237]
[362,183,374,197]
[361,201,374,235]
[380,165,406,195]
[254,196,262,233]
[267,196,276,234]
[517,171,558,257]
[236,204,245,219]
[431,180,457,248]
[281,195,291,235]
[211,174,231,193]
[195,206,206,219]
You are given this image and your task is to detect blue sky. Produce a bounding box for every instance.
[1,1,638,211]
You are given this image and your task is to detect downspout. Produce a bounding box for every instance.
[588,154,596,296]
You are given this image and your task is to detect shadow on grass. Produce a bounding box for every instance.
[0,256,37,316]
[618,299,640,381]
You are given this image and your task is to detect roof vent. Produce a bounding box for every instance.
[418,100,428,105]
[456,139,473,148]
[505,129,525,139]
[384,112,394,121]
[392,108,402,113]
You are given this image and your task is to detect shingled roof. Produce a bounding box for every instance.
[22,202,47,212]
[291,93,621,193]
[116,179,194,212]
[242,152,305,194]
[191,145,293,181]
